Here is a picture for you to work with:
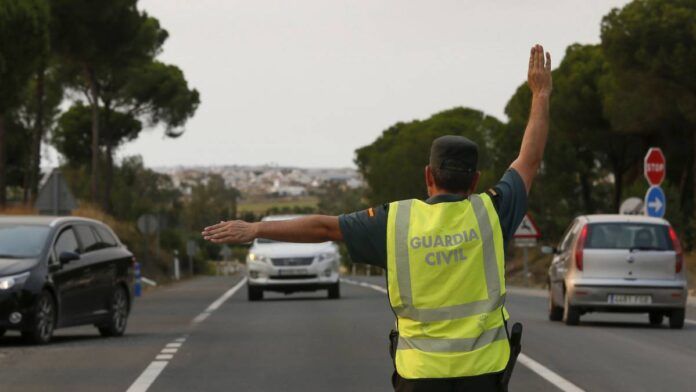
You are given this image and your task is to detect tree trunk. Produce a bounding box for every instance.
[104,142,114,213]
[86,66,100,203]
[26,64,46,203]
[692,130,696,222]
[614,170,623,213]
[0,114,6,207]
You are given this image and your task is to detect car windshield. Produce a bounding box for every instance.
[0,224,50,259]
[585,223,672,251]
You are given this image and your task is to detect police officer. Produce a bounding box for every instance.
[202,44,552,391]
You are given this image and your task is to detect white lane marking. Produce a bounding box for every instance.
[191,277,248,325]
[126,361,169,392]
[518,354,585,392]
[685,319,696,326]
[341,278,387,294]
[342,277,586,392]
[127,277,247,392]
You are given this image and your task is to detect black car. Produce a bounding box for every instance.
[0,216,134,344]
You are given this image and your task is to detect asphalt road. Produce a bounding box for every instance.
[1,274,695,391]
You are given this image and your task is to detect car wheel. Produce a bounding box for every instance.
[248,284,263,301]
[548,289,563,321]
[669,309,685,329]
[98,286,129,337]
[562,294,580,326]
[328,282,340,299]
[649,312,664,326]
[21,290,56,345]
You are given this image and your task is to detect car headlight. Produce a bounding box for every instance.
[248,253,271,264]
[315,253,336,263]
[0,272,30,290]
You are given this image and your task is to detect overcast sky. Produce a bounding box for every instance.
[97,0,632,168]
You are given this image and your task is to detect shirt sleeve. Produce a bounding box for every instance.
[487,168,528,246]
[338,205,388,269]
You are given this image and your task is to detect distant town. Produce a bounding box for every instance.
[153,165,363,197]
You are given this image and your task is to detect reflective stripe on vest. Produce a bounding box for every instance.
[387,193,509,379]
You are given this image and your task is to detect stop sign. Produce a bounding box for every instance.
[644,147,666,186]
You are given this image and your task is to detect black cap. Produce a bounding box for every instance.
[429,135,478,173]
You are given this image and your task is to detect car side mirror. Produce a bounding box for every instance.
[59,251,80,265]
[540,246,557,255]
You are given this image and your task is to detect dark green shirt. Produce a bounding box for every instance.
[338,169,528,268]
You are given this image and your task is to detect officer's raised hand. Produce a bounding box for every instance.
[527,44,552,97]
[510,44,552,194]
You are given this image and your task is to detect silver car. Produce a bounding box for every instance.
[546,214,686,328]
[246,215,341,301]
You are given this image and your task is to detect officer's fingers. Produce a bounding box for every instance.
[537,45,544,69]
[531,45,538,69]
[545,51,551,71]
[203,221,226,233]
[203,226,227,237]
[528,46,534,70]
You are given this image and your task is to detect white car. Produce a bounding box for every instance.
[246,215,341,301]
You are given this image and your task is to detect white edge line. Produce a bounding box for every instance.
[518,354,585,392]
[685,319,696,325]
[126,361,169,392]
[341,277,586,392]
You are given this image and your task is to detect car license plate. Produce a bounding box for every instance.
[278,268,308,276]
[608,294,652,305]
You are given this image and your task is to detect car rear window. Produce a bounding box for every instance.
[585,223,672,250]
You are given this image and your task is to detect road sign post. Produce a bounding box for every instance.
[186,240,197,276]
[513,214,541,286]
[643,147,667,218]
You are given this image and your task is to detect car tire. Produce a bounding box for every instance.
[649,312,664,326]
[248,284,263,301]
[563,294,580,326]
[669,309,685,329]
[328,282,340,299]
[97,285,130,337]
[548,290,563,321]
[21,290,56,345]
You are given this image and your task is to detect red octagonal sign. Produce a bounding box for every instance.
[644,147,666,186]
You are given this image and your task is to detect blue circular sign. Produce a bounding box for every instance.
[644,186,666,218]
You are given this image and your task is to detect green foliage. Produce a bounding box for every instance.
[355,107,507,205]
[181,174,240,232]
[53,103,141,166]
[317,182,367,215]
[0,0,49,110]
[601,0,696,247]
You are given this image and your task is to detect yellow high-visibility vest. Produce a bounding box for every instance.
[386,193,510,379]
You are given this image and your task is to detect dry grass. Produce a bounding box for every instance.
[0,204,38,215]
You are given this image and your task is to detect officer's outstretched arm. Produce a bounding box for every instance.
[201,215,342,244]
[510,44,552,194]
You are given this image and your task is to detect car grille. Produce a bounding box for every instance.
[271,257,314,266]
[271,274,318,280]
